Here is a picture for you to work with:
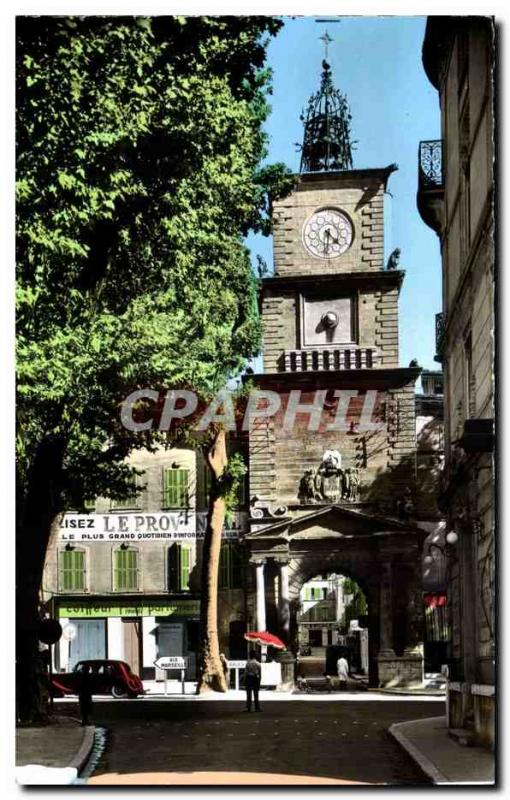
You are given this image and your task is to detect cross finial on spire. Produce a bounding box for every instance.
[319,31,333,59]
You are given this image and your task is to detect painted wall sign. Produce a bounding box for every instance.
[58,600,200,618]
[58,511,247,542]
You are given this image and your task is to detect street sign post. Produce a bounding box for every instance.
[153,657,188,695]
[227,660,247,690]
[62,623,77,641]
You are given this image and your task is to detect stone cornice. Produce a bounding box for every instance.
[294,164,399,190]
[261,270,405,294]
[244,366,422,391]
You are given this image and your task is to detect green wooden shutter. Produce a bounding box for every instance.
[114,548,138,591]
[180,546,191,591]
[163,469,189,508]
[114,550,124,590]
[127,549,138,589]
[61,550,85,591]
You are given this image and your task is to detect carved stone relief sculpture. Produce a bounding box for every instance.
[298,451,361,504]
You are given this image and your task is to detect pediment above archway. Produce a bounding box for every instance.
[243,504,424,543]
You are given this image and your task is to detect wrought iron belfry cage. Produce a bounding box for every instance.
[300,59,354,173]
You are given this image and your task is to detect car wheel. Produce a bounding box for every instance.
[111,684,128,699]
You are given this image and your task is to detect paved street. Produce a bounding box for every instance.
[56,696,443,785]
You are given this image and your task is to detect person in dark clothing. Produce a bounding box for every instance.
[244,650,261,712]
[220,653,229,687]
[78,667,94,726]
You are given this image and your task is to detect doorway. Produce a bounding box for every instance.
[122,617,142,674]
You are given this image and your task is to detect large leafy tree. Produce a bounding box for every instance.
[16,15,293,721]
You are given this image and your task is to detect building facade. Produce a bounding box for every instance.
[298,574,353,649]
[41,48,448,694]
[42,445,248,680]
[418,16,495,748]
[243,57,444,690]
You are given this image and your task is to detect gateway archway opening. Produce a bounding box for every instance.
[296,572,369,687]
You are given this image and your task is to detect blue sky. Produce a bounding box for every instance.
[246,15,442,377]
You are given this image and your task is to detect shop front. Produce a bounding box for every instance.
[55,598,201,679]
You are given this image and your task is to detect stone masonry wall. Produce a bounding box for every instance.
[273,173,385,276]
[262,282,399,373]
[247,383,417,510]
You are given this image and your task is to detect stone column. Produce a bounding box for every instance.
[378,561,395,657]
[403,579,424,657]
[254,559,267,632]
[277,559,290,635]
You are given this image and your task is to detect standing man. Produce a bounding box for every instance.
[244,650,262,712]
[337,653,349,691]
[220,653,229,688]
[78,666,94,726]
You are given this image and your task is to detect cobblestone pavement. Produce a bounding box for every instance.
[57,698,441,785]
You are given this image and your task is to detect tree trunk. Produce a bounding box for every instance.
[16,436,65,723]
[196,429,228,694]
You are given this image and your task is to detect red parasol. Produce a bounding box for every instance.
[423,593,447,608]
[244,631,286,650]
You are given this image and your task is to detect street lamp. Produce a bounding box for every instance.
[423,530,458,565]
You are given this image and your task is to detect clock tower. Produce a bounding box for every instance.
[245,53,429,689]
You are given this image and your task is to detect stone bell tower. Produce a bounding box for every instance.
[245,51,427,689]
[265,56,401,374]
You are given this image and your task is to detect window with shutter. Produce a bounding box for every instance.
[180,546,191,590]
[168,544,179,592]
[60,549,86,591]
[163,469,189,509]
[110,477,143,510]
[113,548,139,591]
[199,463,213,509]
[219,544,242,589]
[168,544,192,592]
[219,545,230,589]
[231,545,242,587]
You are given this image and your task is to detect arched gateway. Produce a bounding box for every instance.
[241,57,440,690]
[244,506,426,687]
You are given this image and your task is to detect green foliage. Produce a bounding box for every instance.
[341,578,368,632]
[218,452,247,523]
[16,16,292,509]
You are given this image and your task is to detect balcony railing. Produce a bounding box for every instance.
[435,312,446,362]
[418,140,444,190]
[284,346,378,372]
[417,140,444,235]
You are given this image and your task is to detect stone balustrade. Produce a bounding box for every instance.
[283,346,378,372]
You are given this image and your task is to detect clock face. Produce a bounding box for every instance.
[302,208,353,259]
